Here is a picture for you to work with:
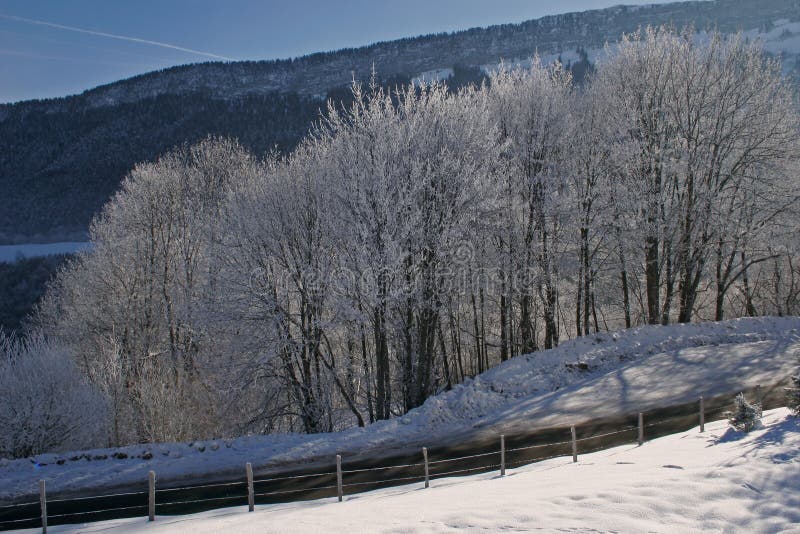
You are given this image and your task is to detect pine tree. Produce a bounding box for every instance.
[728,393,762,432]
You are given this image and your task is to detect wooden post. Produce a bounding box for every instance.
[699,396,705,433]
[246,462,254,512]
[423,447,430,488]
[571,425,578,463]
[336,455,343,502]
[148,470,156,521]
[39,480,47,534]
[500,435,506,476]
[637,413,644,446]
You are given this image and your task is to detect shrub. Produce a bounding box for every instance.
[727,392,762,432]
[0,332,108,458]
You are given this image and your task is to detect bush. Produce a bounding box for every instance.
[727,392,762,432]
[0,332,108,458]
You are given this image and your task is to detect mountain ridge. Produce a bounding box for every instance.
[2,0,798,112]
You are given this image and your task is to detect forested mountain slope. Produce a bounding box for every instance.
[2,0,799,243]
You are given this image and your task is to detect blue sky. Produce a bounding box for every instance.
[0,1,678,103]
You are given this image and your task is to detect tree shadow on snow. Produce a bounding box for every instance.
[714,427,748,444]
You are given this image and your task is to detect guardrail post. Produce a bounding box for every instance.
[699,396,705,433]
[336,455,343,502]
[148,470,156,521]
[500,435,506,476]
[571,425,577,463]
[423,447,430,488]
[39,479,47,534]
[246,462,254,512]
[638,413,644,446]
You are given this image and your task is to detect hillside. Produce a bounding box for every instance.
[28,408,800,533]
[2,316,798,504]
[2,0,800,243]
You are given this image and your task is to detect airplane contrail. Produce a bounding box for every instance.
[0,28,186,63]
[0,13,235,61]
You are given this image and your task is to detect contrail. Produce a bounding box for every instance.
[0,28,185,63]
[0,13,235,61]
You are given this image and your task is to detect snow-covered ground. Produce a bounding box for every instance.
[1,317,798,504]
[3,14,799,529]
[745,18,800,72]
[411,68,455,86]
[21,408,800,533]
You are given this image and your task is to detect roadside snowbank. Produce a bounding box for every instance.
[1,317,798,502]
[24,408,800,533]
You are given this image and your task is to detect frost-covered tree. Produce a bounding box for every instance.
[27,25,800,447]
[594,27,800,325]
[319,80,503,413]
[488,59,572,350]
[566,78,621,334]
[728,392,762,432]
[592,28,681,326]
[0,332,107,458]
[38,137,259,444]
[215,146,351,434]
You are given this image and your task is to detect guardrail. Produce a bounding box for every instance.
[0,383,779,532]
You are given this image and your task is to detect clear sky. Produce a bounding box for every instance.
[0,1,680,103]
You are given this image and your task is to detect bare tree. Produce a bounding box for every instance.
[0,332,107,458]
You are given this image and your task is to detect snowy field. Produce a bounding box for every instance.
[19,408,800,533]
[1,317,798,504]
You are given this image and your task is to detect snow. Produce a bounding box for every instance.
[738,19,800,74]
[480,45,607,77]
[474,18,800,81]
[411,68,454,86]
[1,317,798,506]
[0,242,91,263]
[20,407,800,533]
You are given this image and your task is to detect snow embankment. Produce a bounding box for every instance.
[28,408,800,533]
[1,317,799,502]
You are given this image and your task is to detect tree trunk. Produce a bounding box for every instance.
[519,294,536,354]
[645,233,660,325]
[500,290,509,362]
